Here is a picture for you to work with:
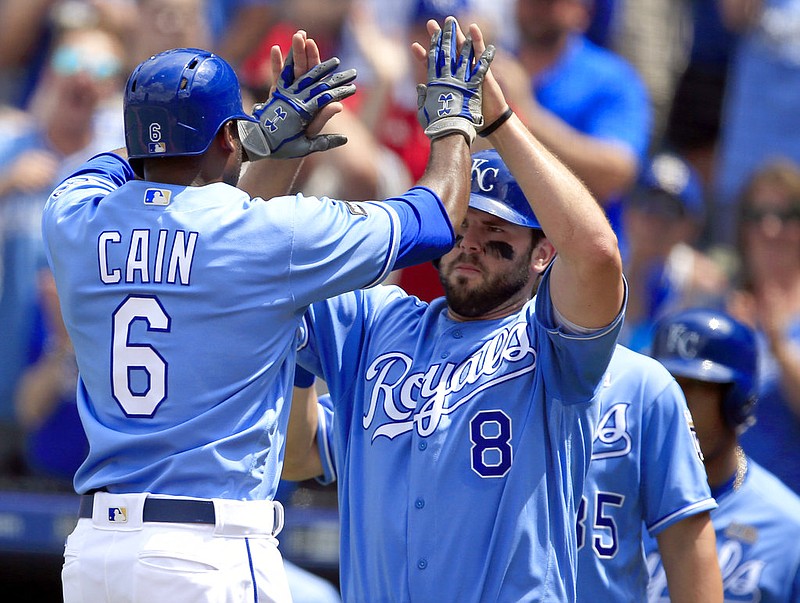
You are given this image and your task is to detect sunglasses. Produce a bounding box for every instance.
[51,46,121,80]
[741,206,800,224]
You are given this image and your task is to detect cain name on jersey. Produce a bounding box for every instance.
[97,229,198,286]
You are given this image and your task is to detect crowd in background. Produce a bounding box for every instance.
[2,0,800,591]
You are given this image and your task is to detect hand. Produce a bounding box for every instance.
[413,16,495,143]
[239,33,357,160]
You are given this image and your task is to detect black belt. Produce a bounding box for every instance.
[79,494,216,524]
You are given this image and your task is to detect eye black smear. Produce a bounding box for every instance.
[486,240,514,260]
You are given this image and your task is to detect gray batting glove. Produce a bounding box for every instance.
[239,52,357,160]
[417,17,495,143]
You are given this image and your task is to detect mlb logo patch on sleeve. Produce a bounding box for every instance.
[144,188,171,206]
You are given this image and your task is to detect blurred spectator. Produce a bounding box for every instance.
[728,158,800,495]
[664,0,738,187]
[620,152,729,352]
[584,0,619,47]
[490,0,651,255]
[663,0,740,249]
[611,0,689,146]
[0,0,58,107]
[0,0,136,108]
[207,0,277,68]
[125,0,213,72]
[714,0,800,247]
[0,25,125,458]
[123,0,274,73]
[14,269,86,485]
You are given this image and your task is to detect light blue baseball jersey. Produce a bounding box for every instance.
[576,345,717,601]
[42,152,455,500]
[297,266,625,602]
[645,458,800,603]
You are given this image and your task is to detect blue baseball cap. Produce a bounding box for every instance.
[630,152,705,221]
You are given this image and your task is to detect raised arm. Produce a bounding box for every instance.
[470,24,624,329]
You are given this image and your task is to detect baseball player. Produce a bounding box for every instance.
[284,41,627,598]
[577,345,722,602]
[645,308,800,602]
[42,20,493,603]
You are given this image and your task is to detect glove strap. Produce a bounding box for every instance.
[424,116,476,144]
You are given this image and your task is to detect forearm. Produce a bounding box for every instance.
[486,114,624,327]
[657,513,723,603]
[282,384,324,481]
[415,134,471,228]
[215,5,276,67]
[238,157,304,199]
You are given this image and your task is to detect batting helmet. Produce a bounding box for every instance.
[124,48,256,171]
[469,149,541,229]
[651,308,758,433]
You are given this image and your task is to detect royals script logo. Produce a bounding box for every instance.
[363,322,537,441]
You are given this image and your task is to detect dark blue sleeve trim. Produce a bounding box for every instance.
[293,364,316,388]
[64,152,136,188]
[382,186,456,270]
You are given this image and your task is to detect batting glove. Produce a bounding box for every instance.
[239,52,357,160]
[417,17,495,144]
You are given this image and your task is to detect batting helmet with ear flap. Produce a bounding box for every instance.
[651,307,759,433]
[469,149,541,229]
[124,48,256,174]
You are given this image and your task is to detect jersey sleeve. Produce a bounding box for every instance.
[53,152,136,189]
[642,378,717,534]
[286,188,451,307]
[534,265,627,403]
[381,186,456,269]
[296,286,405,387]
[42,152,136,269]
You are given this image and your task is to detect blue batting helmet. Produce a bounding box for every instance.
[124,48,256,170]
[469,149,541,229]
[651,308,758,433]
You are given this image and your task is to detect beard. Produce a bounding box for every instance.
[440,249,534,318]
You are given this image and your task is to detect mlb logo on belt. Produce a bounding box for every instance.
[108,507,128,523]
[144,188,171,206]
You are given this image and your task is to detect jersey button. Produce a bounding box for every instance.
[453,330,463,339]
[418,441,427,451]
[415,498,425,509]
[417,559,428,570]
[440,351,449,359]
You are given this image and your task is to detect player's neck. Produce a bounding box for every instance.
[705,443,743,491]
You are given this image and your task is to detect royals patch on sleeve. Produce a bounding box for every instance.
[341,200,368,216]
